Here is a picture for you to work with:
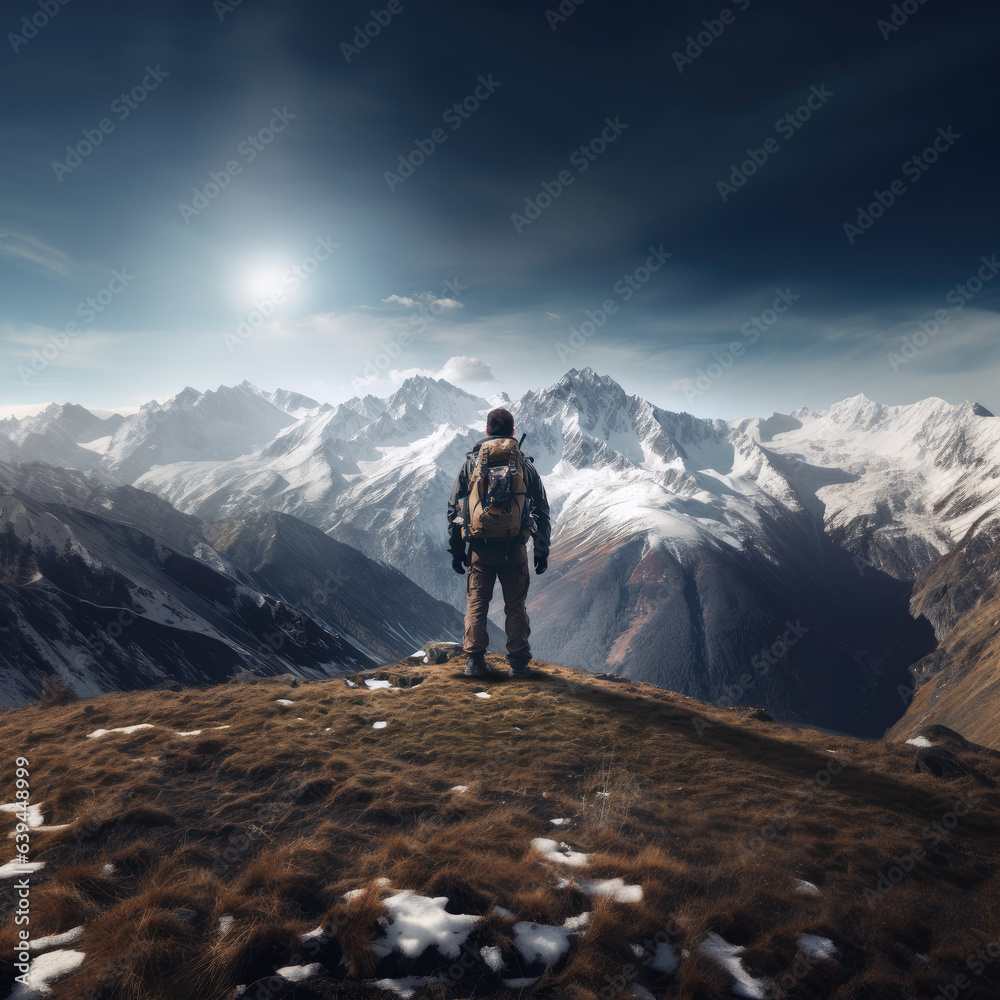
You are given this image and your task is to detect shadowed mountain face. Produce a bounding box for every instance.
[0,464,472,706]
[537,498,935,738]
[204,509,501,664]
[6,370,999,736]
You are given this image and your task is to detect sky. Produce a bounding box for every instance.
[1,0,998,420]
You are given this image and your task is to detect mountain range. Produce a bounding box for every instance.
[2,369,998,741]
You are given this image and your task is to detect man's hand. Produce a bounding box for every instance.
[452,553,468,575]
[534,554,548,575]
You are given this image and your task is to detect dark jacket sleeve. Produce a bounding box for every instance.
[524,459,551,559]
[446,456,471,558]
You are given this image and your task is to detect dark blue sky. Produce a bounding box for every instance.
[2,0,998,418]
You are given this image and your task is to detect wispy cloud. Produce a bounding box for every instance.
[382,292,464,310]
[0,230,74,279]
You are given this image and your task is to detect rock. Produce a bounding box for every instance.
[422,641,464,664]
[914,746,997,788]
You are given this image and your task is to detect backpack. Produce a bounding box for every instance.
[461,437,531,542]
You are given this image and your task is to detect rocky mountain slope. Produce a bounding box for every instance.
[0,463,471,706]
[888,521,1000,749]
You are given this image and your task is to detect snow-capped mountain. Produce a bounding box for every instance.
[0,462,472,705]
[0,402,124,469]
[99,383,296,483]
[6,369,999,735]
[238,380,329,418]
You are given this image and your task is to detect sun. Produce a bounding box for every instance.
[238,261,291,302]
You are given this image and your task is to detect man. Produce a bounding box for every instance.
[447,407,551,678]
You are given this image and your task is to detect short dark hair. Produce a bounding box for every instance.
[486,407,514,436]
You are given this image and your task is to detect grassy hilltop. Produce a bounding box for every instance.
[2,649,999,1000]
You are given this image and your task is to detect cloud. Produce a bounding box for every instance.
[0,231,74,278]
[381,292,464,310]
[438,356,497,383]
[348,356,497,394]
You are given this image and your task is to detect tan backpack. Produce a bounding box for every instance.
[462,437,530,541]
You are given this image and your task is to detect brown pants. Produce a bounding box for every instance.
[464,540,531,662]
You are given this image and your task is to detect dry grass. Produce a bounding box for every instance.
[1,655,998,999]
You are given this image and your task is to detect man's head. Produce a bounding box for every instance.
[486,407,514,437]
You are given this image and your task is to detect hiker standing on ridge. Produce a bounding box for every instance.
[447,407,551,678]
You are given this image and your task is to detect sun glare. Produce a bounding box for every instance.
[239,262,292,302]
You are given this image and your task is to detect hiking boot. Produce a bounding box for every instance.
[464,654,490,677]
[507,658,533,678]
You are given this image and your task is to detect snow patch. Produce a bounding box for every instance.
[28,926,85,953]
[1,802,44,828]
[370,978,433,999]
[10,948,85,997]
[577,877,643,903]
[798,934,838,961]
[906,736,934,748]
[0,859,45,878]
[512,912,591,966]
[86,724,155,738]
[480,945,504,972]
[274,963,322,983]
[531,837,589,867]
[698,932,770,999]
[374,891,479,960]
[647,939,679,974]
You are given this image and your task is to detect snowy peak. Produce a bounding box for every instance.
[98,383,295,483]
[237,381,328,418]
[0,403,124,470]
[382,376,490,428]
[6,402,123,446]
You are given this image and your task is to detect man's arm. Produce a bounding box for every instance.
[525,460,551,559]
[447,458,470,558]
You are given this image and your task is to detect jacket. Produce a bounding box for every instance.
[447,435,551,560]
